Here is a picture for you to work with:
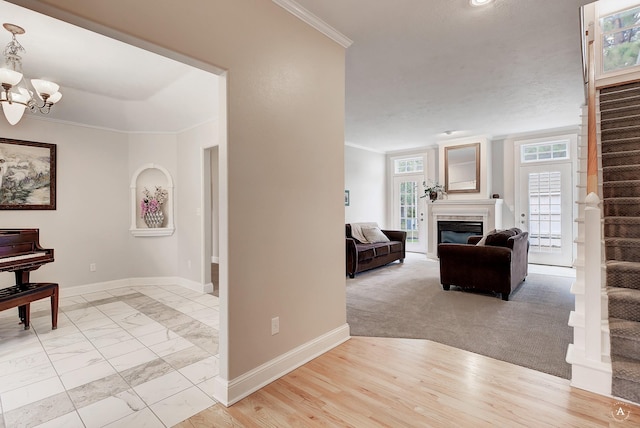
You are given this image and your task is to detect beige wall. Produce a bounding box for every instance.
[21,0,347,385]
[0,117,132,287]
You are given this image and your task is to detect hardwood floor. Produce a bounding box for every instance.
[176,336,640,427]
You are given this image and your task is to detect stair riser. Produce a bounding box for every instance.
[601,96,640,111]
[608,269,640,289]
[611,335,640,360]
[606,245,640,262]
[601,116,640,130]
[609,300,640,322]
[602,154,640,167]
[604,203,640,217]
[603,168,639,181]
[605,224,640,239]
[601,139,640,153]
[604,185,640,198]
[612,377,640,404]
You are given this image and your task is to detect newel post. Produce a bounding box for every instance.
[584,192,603,361]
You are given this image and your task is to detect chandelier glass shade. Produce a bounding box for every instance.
[0,23,62,125]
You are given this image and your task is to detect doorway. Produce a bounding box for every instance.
[392,174,426,252]
[515,138,575,267]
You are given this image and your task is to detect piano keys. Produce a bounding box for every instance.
[0,229,54,284]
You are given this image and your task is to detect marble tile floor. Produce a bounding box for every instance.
[0,284,220,428]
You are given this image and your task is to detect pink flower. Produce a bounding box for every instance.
[140,186,168,218]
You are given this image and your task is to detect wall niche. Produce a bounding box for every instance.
[130,163,175,237]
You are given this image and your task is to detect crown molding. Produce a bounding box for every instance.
[273,0,353,48]
[345,141,386,154]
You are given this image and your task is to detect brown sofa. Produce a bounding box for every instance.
[437,228,529,301]
[346,223,406,278]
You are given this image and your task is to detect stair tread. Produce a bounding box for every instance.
[608,286,640,304]
[603,197,640,203]
[603,164,640,170]
[612,356,640,383]
[610,318,640,339]
[607,260,640,270]
[603,149,640,157]
[605,216,640,222]
[604,180,640,187]
[605,237,640,245]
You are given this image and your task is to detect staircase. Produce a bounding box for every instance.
[600,81,640,404]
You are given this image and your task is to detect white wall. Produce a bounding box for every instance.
[127,133,179,278]
[176,121,217,284]
[210,146,219,261]
[0,116,131,287]
[345,145,386,226]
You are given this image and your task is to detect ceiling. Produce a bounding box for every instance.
[294,0,593,152]
[0,1,593,145]
[0,1,218,133]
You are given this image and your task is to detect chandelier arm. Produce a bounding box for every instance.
[0,23,61,123]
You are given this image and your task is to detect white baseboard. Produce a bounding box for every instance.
[566,344,612,396]
[60,276,213,297]
[213,323,351,406]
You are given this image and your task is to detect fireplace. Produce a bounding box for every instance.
[427,198,503,259]
[437,220,483,244]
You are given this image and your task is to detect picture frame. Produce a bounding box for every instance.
[0,138,56,210]
[345,190,350,206]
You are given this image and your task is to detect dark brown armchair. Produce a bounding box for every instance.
[437,228,529,301]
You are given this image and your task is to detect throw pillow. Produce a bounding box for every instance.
[350,222,379,243]
[484,228,519,247]
[475,229,495,246]
[362,226,391,243]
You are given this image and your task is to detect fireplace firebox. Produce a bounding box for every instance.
[437,220,483,245]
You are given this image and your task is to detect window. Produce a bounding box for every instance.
[528,171,562,253]
[394,157,424,174]
[601,6,640,73]
[521,141,568,163]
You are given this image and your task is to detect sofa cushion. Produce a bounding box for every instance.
[484,228,522,247]
[389,242,403,253]
[362,226,390,243]
[357,245,376,261]
[374,244,390,256]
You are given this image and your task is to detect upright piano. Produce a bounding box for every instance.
[0,229,58,330]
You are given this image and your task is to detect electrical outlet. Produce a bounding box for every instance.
[271,317,279,335]
[90,263,96,272]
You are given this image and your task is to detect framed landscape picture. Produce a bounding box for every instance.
[0,138,56,210]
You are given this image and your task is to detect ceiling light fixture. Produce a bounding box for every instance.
[470,0,493,6]
[0,23,62,125]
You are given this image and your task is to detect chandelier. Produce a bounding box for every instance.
[0,23,62,125]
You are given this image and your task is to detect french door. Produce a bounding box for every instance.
[392,175,426,252]
[518,162,573,266]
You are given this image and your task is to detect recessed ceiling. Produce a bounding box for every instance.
[293,0,593,152]
[0,1,219,133]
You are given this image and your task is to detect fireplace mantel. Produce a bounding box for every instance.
[427,199,503,258]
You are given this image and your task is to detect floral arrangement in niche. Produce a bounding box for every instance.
[420,180,446,202]
[140,186,168,217]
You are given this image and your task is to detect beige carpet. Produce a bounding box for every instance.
[346,254,574,379]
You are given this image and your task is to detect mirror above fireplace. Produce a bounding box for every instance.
[444,142,480,193]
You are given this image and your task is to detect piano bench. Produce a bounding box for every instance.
[0,283,59,330]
